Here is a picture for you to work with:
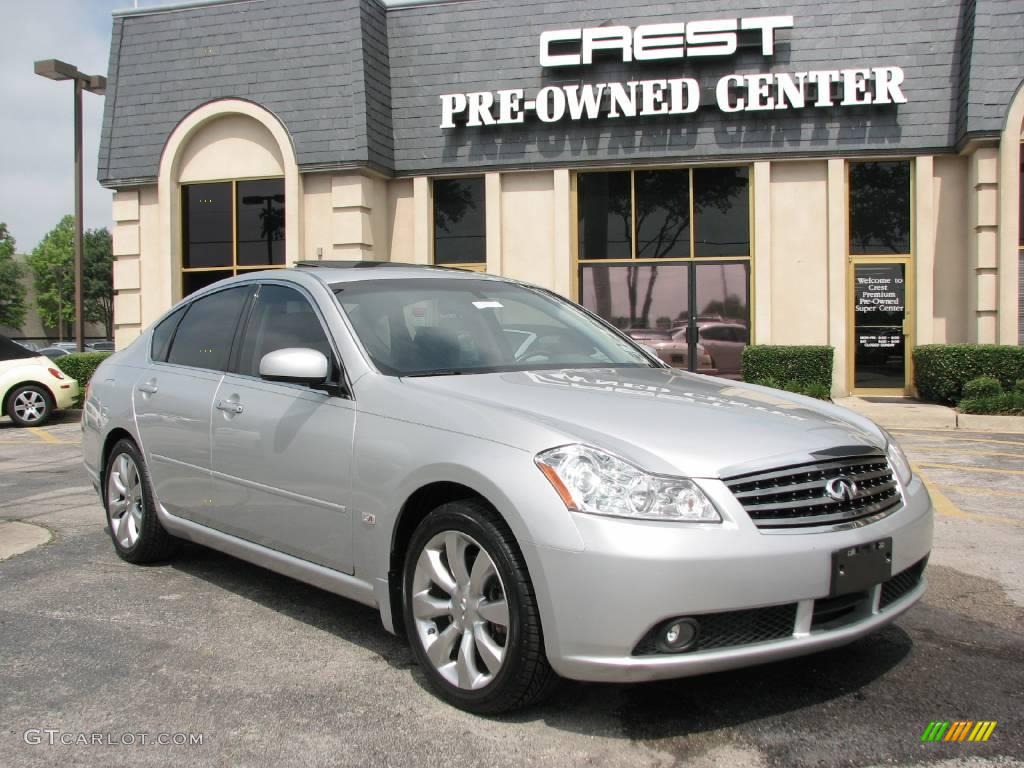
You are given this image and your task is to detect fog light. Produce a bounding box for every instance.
[656,617,699,653]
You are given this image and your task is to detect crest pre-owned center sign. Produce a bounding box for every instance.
[439,15,908,128]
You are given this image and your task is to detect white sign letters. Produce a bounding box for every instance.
[439,15,907,129]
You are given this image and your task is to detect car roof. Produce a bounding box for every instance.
[293,261,506,286]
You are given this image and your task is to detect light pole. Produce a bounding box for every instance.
[33,59,106,353]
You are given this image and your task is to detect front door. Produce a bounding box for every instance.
[851,261,910,393]
[207,283,356,574]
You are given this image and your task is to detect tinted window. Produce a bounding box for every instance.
[578,172,631,260]
[237,179,285,267]
[579,263,690,331]
[849,161,911,254]
[236,284,333,378]
[635,170,690,258]
[336,278,651,376]
[182,182,232,268]
[434,178,485,264]
[693,167,750,256]
[167,286,250,371]
[150,305,187,362]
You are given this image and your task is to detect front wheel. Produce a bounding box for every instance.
[403,499,557,713]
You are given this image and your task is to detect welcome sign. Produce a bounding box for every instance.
[439,16,908,128]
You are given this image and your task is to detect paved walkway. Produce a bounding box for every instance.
[835,396,1024,433]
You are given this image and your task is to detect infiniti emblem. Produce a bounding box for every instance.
[825,476,859,502]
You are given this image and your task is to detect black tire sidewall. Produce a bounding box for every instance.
[6,385,53,427]
[403,503,534,712]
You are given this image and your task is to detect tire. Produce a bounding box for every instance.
[403,498,557,713]
[6,384,54,427]
[104,439,179,564]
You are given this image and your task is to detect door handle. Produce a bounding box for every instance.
[216,399,244,415]
[138,381,158,395]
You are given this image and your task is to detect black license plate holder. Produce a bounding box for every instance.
[830,538,893,596]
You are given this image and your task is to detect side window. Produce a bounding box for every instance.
[150,305,188,363]
[166,286,250,371]
[236,284,334,378]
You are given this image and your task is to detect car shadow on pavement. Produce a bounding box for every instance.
[167,539,914,736]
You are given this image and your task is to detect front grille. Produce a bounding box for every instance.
[879,557,928,609]
[633,603,797,656]
[724,454,901,530]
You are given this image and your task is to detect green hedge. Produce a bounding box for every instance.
[958,376,1024,415]
[913,345,1024,405]
[742,345,834,400]
[54,352,112,407]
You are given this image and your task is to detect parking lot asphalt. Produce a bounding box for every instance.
[0,415,1021,768]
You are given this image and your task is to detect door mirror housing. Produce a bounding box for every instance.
[259,348,329,385]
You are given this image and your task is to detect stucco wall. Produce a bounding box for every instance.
[768,161,830,345]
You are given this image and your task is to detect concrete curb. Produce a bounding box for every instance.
[834,396,1024,433]
[0,520,52,560]
[956,413,1024,433]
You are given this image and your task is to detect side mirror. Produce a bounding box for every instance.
[259,347,329,385]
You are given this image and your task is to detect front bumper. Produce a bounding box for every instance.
[529,474,933,683]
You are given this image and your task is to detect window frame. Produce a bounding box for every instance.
[575,165,752,264]
[181,176,287,298]
[431,175,487,272]
[227,279,352,399]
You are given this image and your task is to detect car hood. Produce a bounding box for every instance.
[401,367,885,478]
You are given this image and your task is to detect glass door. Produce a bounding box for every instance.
[578,261,750,376]
[851,261,910,392]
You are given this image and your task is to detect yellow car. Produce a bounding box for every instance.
[0,336,79,427]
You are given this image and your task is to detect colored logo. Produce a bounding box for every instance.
[921,721,997,742]
[825,476,859,502]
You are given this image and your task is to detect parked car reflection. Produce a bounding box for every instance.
[626,328,716,374]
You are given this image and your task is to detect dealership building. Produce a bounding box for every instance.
[98,0,1024,395]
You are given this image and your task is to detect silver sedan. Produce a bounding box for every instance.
[82,263,932,713]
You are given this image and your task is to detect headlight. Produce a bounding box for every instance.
[535,444,721,522]
[883,430,913,486]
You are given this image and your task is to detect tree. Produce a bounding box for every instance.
[84,228,113,339]
[0,223,27,330]
[27,216,75,339]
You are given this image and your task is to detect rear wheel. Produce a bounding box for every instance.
[403,499,557,713]
[6,385,53,427]
[104,439,179,563]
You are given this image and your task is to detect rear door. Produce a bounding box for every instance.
[207,282,356,573]
[133,285,252,522]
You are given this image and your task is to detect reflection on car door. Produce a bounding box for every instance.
[207,283,356,574]
[133,285,252,521]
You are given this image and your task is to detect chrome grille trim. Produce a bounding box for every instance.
[724,453,902,531]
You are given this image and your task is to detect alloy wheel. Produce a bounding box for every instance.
[411,530,510,690]
[107,453,144,548]
[13,390,47,425]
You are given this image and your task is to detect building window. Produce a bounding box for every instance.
[181,178,285,296]
[433,177,486,269]
[849,161,911,254]
[576,167,751,378]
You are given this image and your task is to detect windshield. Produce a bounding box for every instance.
[334,278,655,376]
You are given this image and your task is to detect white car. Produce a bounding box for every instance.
[0,335,79,427]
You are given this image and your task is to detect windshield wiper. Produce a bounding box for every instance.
[402,370,467,378]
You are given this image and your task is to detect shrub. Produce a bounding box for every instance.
[742,345,833,391]
[961,376,1003,400]
[1015,379,1024,396]
[54,352,112,407]
[958,392,1024,415]
[913,345,1024,405]
[746,378,831,400]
